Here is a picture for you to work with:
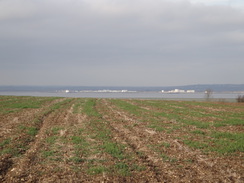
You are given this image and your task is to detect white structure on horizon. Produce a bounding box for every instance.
[65,90,70,93]
[186,90,195,93]
[169,89,185,93]
[162,89,195,93]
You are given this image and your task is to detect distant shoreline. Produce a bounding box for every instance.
[0,91,242,102]
[0,84,244,93]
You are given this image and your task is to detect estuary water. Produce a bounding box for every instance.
[0,91,242,101]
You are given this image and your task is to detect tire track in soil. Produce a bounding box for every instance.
[97,99,174,182]
[1,98,243,182]
[0,98,65,182]
[0,109,38,181]
[36,101,89,183]
[98,99,243,182]
[127,100,244,182]
[3,98,78,183]
[0,98,65,140]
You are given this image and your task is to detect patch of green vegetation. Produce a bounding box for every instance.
[72,136,90,158]
[0,138,20,156]
[65,123,97,165]
[45,126,64,137]
[73,99,140,177]
[82,99,101,117]
[51,127,64,135]
[210,139,243,154]
[73,99,86,114]
[161,153,178,163]
[33,117,43,126]
[0,148,18,156]
[183,140,209,150]
[18,125,39,136]
[42,150,56,158]
[0,139,31,157]
[131,100,213,131]
[161,142,171,148]
[26,127,38,136]
[46,136,58,144]
[94,126,111,140]
[0,96,58,114]
[0,138,11,148]
[131,164,146,172]
[132,100,239,132]
[217,118,244,126]
[69,157,86,163]
[210,131,243,140]
[213,123,226,127]
[71,136,86,144]
[148,123,165,132]
[114,162,131,176]
[49,98,73,111]
[209,131,244,154]
[87,166,108,175]
[111,99,146,117]
[182,120,210,129]
[1,126,41,157]
[191,130,206,135]
[103,142,125,160]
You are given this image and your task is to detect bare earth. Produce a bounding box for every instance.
[0,97,243,182]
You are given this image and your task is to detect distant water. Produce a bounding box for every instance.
[0,85,243,100]
[0,91,242,101]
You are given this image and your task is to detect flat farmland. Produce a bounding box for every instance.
[0,96,243,182]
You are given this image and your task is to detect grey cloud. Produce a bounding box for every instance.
[0,0,244,86]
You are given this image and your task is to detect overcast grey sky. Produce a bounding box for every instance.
[1,0,244,86]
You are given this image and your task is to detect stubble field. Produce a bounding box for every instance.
[0,96,243,182]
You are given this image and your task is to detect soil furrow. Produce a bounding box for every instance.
[127,100,244,182]
[97,99,177,182]
[0,98,66,182]
[3,98,73,182]
[98,99,243,182]
[1,97,243,182]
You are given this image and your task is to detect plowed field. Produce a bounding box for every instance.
[0,96,243,182]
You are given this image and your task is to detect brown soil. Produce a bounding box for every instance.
[0,98,243,182]
[97,99,243,182]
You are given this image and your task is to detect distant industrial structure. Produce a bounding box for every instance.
[162,89,195,93]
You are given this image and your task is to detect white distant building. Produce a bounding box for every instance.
[65,90,70,93]
[186,90,195,93]
[169,89,185,93]
[164,89,195,93]
[177,89,185,93]
[121,90,128,92]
